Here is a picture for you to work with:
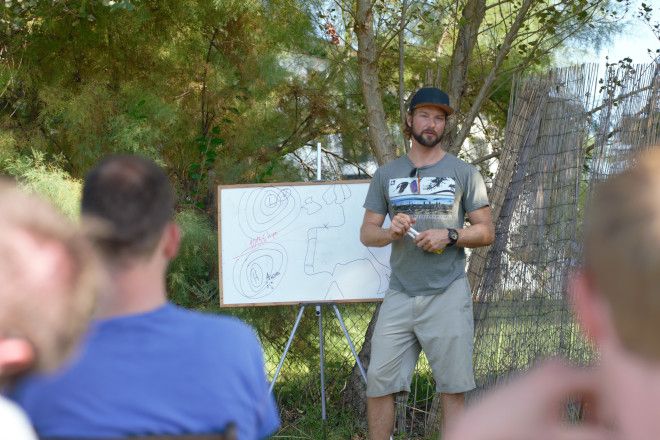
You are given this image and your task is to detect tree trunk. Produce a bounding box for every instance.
[398,0,408,136]
[449,0,536,155]
[446,0,486,110]
[442,0,487,153]
[341,0,399,421]
[355,0,398,165]
[339,304,380,423]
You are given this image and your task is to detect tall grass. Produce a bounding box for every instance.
[2,151,82,219]
[167,210,219,310]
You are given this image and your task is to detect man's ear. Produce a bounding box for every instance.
[406,112,413,128]
[0,338,35,377]
[569,269,612,345]
[162,222,181,260]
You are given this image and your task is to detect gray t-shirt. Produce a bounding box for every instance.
[364,153,489,296]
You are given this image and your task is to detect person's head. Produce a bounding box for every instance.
[81,155,178,267]
[571,147,660,363]
[404,87,454,148]
[0,181,100,384]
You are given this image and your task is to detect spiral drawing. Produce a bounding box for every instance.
[238,187,301,238]
[232,244,287,299]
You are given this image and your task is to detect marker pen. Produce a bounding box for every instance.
[407,227,444,254]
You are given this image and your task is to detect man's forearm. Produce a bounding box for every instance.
[360,223,395,247]
[456,224,494,248]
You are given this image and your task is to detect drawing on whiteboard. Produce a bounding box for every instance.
[232,244,287,299]
[221,181,392,305]
[304,227,390,299]
[238,187,301,238]
[302,197,322,215]
[302,185,390,299]
[322,182,351,205]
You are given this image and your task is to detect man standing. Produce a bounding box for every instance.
[11,155,280,440]
[361,87,494,439]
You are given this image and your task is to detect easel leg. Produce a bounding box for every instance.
[317,304,327,422]
[269,305,306,394]
[332,304,368,383]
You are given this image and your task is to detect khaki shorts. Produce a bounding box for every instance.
[366,277,475,397]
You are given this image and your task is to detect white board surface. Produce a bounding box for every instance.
[218,181,391,306]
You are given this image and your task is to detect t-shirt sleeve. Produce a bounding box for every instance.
[463,168,490,213]
[0,397,39,440]
[363,168,388,215]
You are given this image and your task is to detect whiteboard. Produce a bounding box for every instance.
[218,181,391,306]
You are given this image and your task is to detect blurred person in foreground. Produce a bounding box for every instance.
[0,181,99,439]
[11,155,280,439]
[446,146,660,440]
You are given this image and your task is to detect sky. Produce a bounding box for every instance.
[596,21,658,64]
[562,1,659,66]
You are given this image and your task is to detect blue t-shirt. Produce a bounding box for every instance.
[10,303,280,440]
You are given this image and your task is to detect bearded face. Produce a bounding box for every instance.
[408,106,447,148]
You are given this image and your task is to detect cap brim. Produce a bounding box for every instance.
[412,102,454,116]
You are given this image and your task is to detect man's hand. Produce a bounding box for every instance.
[445,360,614,440]
[389,213,415,241]
[415,228,450,253]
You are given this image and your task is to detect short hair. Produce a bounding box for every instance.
[403,114,413,140]
[81,155,175,263]
[0,181,99,380]
[585,146,660,360]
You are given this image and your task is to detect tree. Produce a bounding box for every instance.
[0,0,337,207]
[341,0,632,430]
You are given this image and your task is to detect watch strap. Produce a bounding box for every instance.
[447,228,458,247]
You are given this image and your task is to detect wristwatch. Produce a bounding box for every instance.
[447,228,459,247]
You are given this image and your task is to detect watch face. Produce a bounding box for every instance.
[448,229,459,241]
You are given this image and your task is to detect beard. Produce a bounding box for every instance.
[411,125,443,148]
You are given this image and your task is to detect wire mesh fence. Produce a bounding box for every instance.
[231,61,660,438]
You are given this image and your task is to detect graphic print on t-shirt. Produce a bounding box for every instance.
[388,176,456,215]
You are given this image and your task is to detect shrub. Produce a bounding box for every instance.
[1,151,81,219]
[168,209,219,310]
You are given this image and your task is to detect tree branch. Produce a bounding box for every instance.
[290,151,316,178]
[375,14,415,62]
[322,147,373,177]
[586,83,654,116]
[485,0,514,12]
[201,27,219,137]
[471,151,500,165]
[450,0,536,154]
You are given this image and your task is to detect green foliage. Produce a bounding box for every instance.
[0,0,327,201]
[1,151,82,219]
[167,209,219,310]
[1,0,624,201]
[0,132,18,164]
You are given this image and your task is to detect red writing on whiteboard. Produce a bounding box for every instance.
[249,231,278,249]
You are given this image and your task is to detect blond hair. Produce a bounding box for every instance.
[0,180,101,378]
[585,147,660,360]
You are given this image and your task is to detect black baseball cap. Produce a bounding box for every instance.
[408,87,454,115]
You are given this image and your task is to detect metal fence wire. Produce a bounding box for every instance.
[233,62,660,438]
